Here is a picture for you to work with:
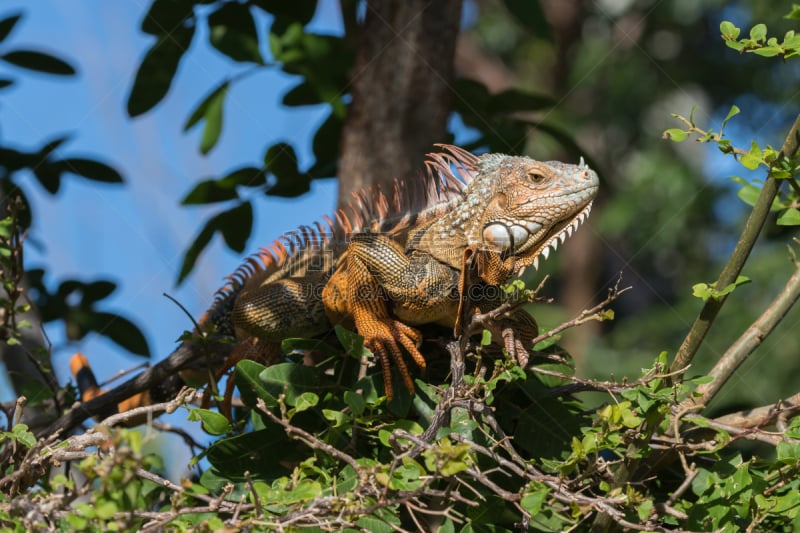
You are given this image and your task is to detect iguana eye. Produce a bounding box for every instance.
[528,172,546,182]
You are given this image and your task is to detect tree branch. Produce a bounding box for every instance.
[672,113,800,375]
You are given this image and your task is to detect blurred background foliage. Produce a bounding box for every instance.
[2,0,799,421]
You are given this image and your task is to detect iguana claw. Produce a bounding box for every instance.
[361,318,424,400]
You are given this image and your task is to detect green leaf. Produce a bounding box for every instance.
[208,3,264,64]
[753,45,783,57]
[344,390,365,416]
[787,4,800,20]
[182,81,229,155]
[520,486,548,515]
[334,325,367,360]
[750,23,767,42]
[0,13,22,43]
[720,21,740,40]
[731,176,761,207]
[663,128,688,142]
[141,0,196,36]
[0,49,76,75]
[259,362,318,406]
[777,208,800,226]
[206,430,294,479]
[127,25,195,117]
[52,158,124,184]
[234,360,276,409]
[721,105,740,130]
[293,391,318,413]
[740,141,764,170]
[188,408,232,435]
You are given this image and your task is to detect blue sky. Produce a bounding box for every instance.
[0,2,341,399]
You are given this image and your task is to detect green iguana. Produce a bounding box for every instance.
[69,144,599,422]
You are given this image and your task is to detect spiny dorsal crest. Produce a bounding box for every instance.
[210,144,479,307]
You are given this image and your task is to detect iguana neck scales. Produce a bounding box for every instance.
[72,144,599,413]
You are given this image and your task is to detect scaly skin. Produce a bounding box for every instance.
[72,145,599,409]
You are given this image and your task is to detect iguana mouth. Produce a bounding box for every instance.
[527,201,593,272]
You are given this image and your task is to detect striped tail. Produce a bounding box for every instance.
[69,353,166,420]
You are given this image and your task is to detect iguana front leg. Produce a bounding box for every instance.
[336,233,461,399]
[459,245,538,366]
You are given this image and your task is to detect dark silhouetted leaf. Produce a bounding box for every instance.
[208,3,263,64]
[264,142,309,197]
[177,217,216,283]
[488,88,555,114]
[127,25,195,117]
[216,201,252,252]
[0,49,76,75]
[223,166,267,188]
[91,312,151,357]
[181,167,265,205]
[282,80,319,106]
[181,179,239,205]
[207,429,293,479]
[0,78,14,90]
[0,13,22,43]
[308,112,342,178]
[183,81,228,154]
[502,0,551,41]
[0,147,34,172]
[253,0,317,34]
[141,0,196,35]
[53,158,124,184]
[33,163,62,194]
[451,78,491,127]
[178,201,253,282]
[81,280,117,304]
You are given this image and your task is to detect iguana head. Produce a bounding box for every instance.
[478,154,598,270]
[434,153,598,282]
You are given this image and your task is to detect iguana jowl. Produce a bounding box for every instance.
[73,144,599,408]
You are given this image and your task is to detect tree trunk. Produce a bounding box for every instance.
[338,0,463,206]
